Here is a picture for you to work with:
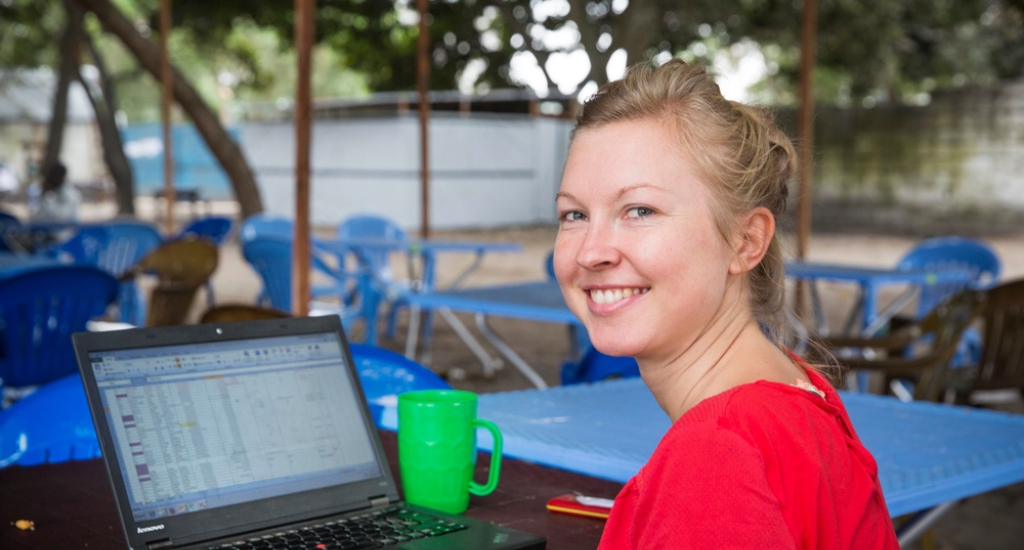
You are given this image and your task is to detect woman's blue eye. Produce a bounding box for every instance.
[627,207,654,219]
[561,211,586,222]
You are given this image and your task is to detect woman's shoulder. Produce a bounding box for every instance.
[659,373,854,465]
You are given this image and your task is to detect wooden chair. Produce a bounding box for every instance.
[814,290,987,402]
[971,278,1024,398]
[199,304,291,324]
[122,237,219,327]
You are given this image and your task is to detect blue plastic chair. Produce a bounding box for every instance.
[178,216,233,246]
[52,222,163,325]
[0,374,99,467]
[897,236,1001,317]
[337,214,413,344]
[240,214,351,303]
[0,211,22,252]
[337,215,408,276]
[242,237,295,312]
[896,237,1000,368]
[240,213,294,244]
[241,237,359,325]
[560,346,640,385]
[0,266,118,393]
[52,222,163,277]
[338,215,411,345]
[349,344,450,427]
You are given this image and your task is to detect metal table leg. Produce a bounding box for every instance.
[896,501,958,548]
[435,307,504,377]
[475,313,549,389]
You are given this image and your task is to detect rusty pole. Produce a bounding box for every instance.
[293,0,314,316]
[159,0,174,233]
[416,0,431,238]
[794,0,819,316]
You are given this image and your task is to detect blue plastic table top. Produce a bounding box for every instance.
[316,238,522,255]
[785,261,974,286]
[380,378,1024,517]
[403,281,582,325]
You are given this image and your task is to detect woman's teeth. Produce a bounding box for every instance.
[589,288,649,305]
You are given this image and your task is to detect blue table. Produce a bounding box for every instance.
[315,238,522,345]
[403,281,581,389]
[380,378,1024,545]
[0,252,65,279]
[785,261,976,337]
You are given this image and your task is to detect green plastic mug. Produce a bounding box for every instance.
[397,390,503,514]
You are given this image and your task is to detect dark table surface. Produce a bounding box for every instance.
[0,431,623,550]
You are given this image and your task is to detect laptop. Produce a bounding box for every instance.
[72,316,546,550]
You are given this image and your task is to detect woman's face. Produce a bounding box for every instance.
[554,119,738,362]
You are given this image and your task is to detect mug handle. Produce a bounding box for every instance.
[468,418,503,496]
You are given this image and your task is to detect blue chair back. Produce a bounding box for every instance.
[337,214,407,278]
[242,237,294,312]
[0,374,99,467]
[897,236,1001,317]
[240,214,294,244]
[0,266,118,390]
[561,346,640,385]
[179,216,233,246]
[55,222,163,277]
[349,344,450,427]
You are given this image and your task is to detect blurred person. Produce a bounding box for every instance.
[30,162,81,224]
[0,158,18,199]
[553,60,898,549]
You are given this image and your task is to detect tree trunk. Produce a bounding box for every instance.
[615,0,659,68]
[74,0,264,218]
[80,31,135,215]
[41,0,85,179]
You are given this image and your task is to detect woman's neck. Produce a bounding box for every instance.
[637,285,807,423]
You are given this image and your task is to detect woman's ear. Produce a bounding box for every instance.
[728,207,775,275]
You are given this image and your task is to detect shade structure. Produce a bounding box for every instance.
[416,0,431,238]
[796,0,818,260]
[159,0,174,234]
[292,0,314,316]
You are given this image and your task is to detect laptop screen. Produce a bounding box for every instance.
[87,332,381,522]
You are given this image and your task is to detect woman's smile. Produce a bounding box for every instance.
[583,285,651,313]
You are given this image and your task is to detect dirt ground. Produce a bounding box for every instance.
[85,202,1024,549]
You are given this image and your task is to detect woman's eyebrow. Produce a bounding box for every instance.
[555,191,577,201]
[617,183,669,198]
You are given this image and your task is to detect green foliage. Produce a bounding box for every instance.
[2,0,1023,113]
[0,0,63,67]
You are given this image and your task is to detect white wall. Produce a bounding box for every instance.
[0,121,101,188]
[240,114,573,230]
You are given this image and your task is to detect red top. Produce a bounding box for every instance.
[597,368,899,549]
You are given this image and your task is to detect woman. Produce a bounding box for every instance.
[554,61,898,548]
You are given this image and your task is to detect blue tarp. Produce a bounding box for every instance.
[121,123,236,199]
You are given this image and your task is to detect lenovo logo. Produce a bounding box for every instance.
[137,524,165,534]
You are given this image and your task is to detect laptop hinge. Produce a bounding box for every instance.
[369,495,390,508]
[147,539,173,550]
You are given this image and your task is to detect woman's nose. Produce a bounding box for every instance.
[575,224,620,270]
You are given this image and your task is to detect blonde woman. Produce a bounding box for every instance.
[554,61,898,549]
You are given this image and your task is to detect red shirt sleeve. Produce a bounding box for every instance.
[599,424,798,550]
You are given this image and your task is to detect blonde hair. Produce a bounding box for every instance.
[572,60,796,341]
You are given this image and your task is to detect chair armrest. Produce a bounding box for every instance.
[836,354,939,377]
[816,326,922,353]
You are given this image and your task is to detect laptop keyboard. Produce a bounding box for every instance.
[210,507,468,549]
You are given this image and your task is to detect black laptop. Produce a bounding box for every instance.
[72,316,545,550]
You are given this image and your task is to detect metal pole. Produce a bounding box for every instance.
[416,0,431,238]
[159,0,174,234]
[794,0,818,315]
[293,0,314,316]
